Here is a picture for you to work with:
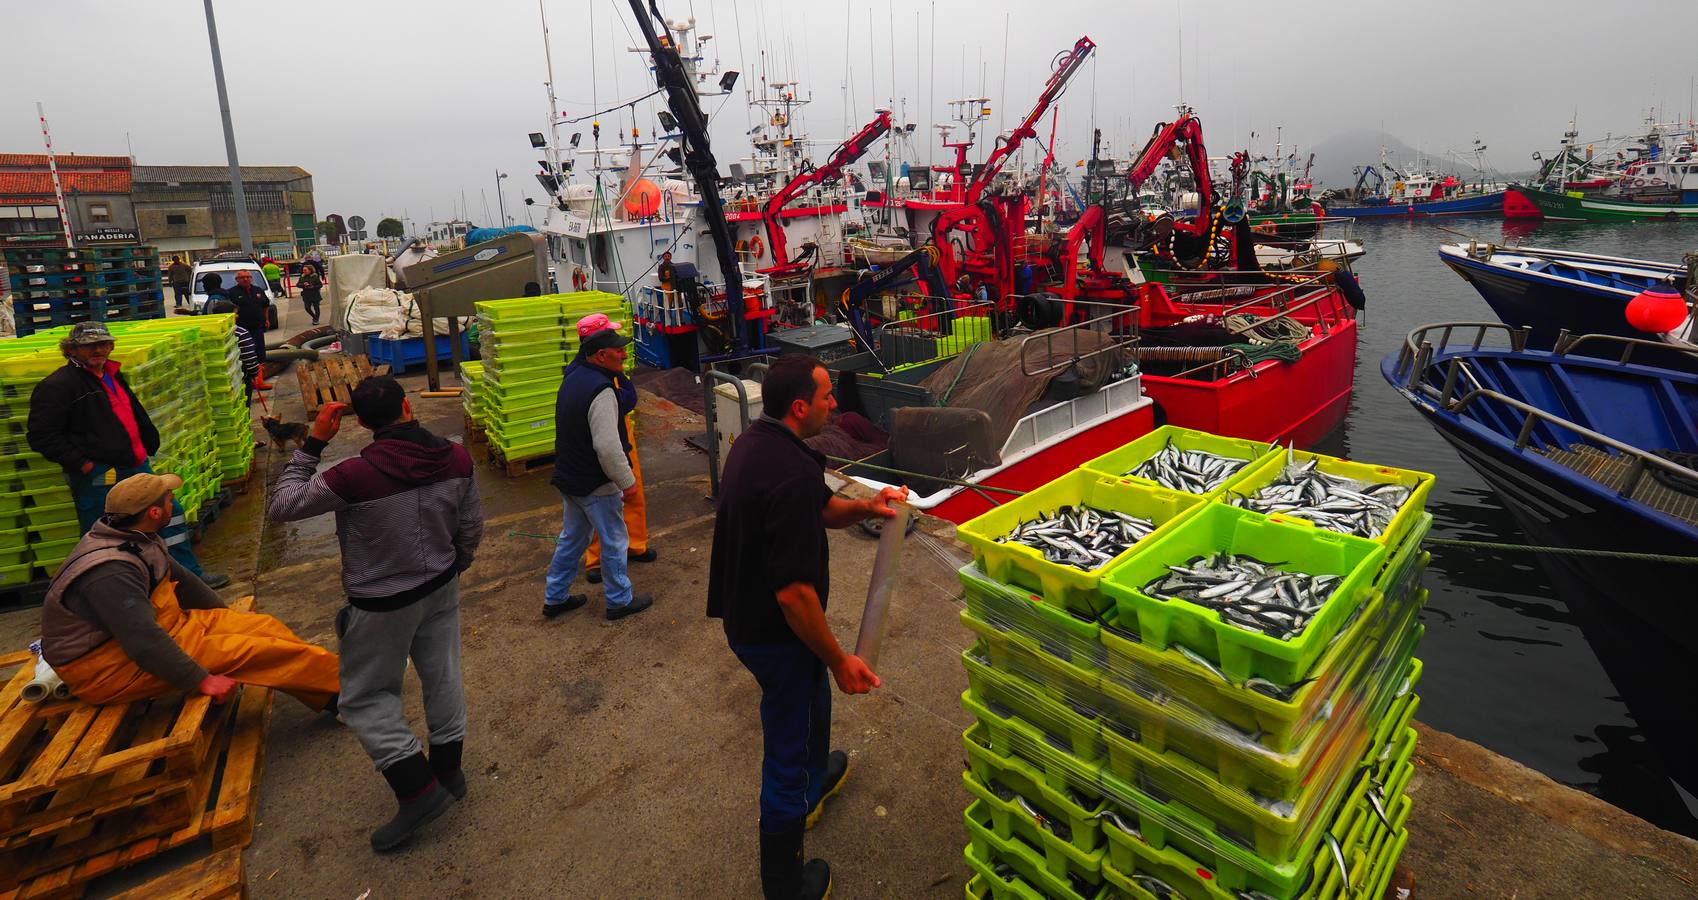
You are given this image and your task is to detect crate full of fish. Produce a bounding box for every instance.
[1081,425,1276,498]
[960,671,1415,897]
[956,471,1208,617]
[963,587,1424,801]
[1099,504,1388,684]
[1226,447,1435,548]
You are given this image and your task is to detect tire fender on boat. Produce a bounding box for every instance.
[1335,269,1367,310]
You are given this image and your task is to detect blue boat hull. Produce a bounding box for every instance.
[1381,344,1698,801]
[1326,190,1506,218]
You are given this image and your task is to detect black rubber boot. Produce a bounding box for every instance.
[430,740,466,799]
[759,824,831,899]
[371,752,455,852]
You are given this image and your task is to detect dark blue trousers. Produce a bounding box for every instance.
[731,640,831,831]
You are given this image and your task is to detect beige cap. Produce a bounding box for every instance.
[105,472,183,516]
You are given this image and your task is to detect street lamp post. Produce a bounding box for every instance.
[494,170,509,227]
[202,0,253,253]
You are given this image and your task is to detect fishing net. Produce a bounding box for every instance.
[884,328,1127,482]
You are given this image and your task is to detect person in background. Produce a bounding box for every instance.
[297,264,324,326]
[262,258,286,298]
[25,323,229,588]
[167,257,193,309]
[266,377,483,852]
[708,353,906,900]
[208,300,267,403]
[577,315,656,586]
[542,320,652,621]
[198,271,226,309]
[226,270,270,335]
[40,472,339,710]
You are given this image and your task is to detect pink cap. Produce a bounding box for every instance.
[576,313,624,338]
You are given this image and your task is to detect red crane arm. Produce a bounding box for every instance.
[1124,113,1214,226]
[962,35,1095,208]
[760,109,892,275]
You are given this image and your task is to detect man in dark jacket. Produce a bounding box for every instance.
[167,257,192,308]
[27,323,227,588]
[542,322,653,621]
[225,270,270,335]
[267,375,483,853]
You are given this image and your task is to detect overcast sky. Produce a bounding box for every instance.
[4,0,1695,228]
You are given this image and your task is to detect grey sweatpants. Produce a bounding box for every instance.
[337,577,467,772]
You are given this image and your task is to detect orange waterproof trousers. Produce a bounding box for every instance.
[55,578,340,710]
[585,415,648,566]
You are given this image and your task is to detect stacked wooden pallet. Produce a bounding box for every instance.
[0,598,271,899]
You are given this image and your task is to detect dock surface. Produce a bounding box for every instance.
[2,360,1694,898]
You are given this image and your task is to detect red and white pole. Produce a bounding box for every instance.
[36,102,75,250]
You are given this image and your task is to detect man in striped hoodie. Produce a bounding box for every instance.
[267,375,483,852]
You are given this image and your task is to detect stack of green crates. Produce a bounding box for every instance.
[459,360,486,427]
[0,352,77,583]
[122,315,254,484]
[954,426,1434,900]
[472,291,632,462]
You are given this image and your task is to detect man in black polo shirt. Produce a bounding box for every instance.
[708,353,907,900]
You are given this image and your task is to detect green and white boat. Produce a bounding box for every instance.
[1505,184,1698,221]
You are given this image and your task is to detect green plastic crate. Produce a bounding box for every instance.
[25,501,77,527]
[1099,504,1388,683]
[962,772,1108,885]
[27,521,80,543]
[965,801,1107,900]
[1080,425,1276,498]
[961,727,1109,857]
[957,471,1208,617]
[963,841,1111,900]
[1090,524,1428,753]
[0,547,29,568]
[0,562,31,586]
[31,537,77,566]
[1227,448,1435,549]
[475,297,564,321]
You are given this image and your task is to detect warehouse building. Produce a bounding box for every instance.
[0,153,139,248]
[133,165,317,256]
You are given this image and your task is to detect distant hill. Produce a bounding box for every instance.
[1304,129,1531,189]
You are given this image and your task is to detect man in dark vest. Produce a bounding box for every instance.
[39,472,339,709]
[542,317,653,621]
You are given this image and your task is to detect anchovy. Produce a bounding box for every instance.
[1128,440,1254,493]
[1229,452,1412,539]
[1093,808,1139,838]
[1366,787,1392,830]
[993,504,1157,571]
[1143,554,1344,642]
[1133,874,1180,899]
[1326,832,1351,887]
[1177,644,1233,684]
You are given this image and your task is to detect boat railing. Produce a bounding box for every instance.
[1445,387,1698,499]
[1552,330,1698,366]
[1203,272,1351,338]
[1390,321,1532,388]
[1019,299,1142,377]
[872,299,999,368]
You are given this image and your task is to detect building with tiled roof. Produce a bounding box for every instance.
[0,154,138,248]
[133,165,315,255]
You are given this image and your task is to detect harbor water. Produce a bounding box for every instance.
[1309,216,1698,836]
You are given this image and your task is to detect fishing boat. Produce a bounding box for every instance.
[1506,116,1698,220]
[1320,144,1506,218]
[1438,242,1698,357]
[1382,322,1698,799]
[839,270,1360,524]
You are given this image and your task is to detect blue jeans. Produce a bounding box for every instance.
[731,640,831,831]
[544,491,632,608]
[69,460,205,577]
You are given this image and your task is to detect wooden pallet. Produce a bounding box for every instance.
[0,598,259,894]
[293,355,389,416]
[0,683,271,899]
[110,845,244,900]
[463,416,487,446]
[488,444,555,478]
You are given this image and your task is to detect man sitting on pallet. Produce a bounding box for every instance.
[38,472,341,711]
